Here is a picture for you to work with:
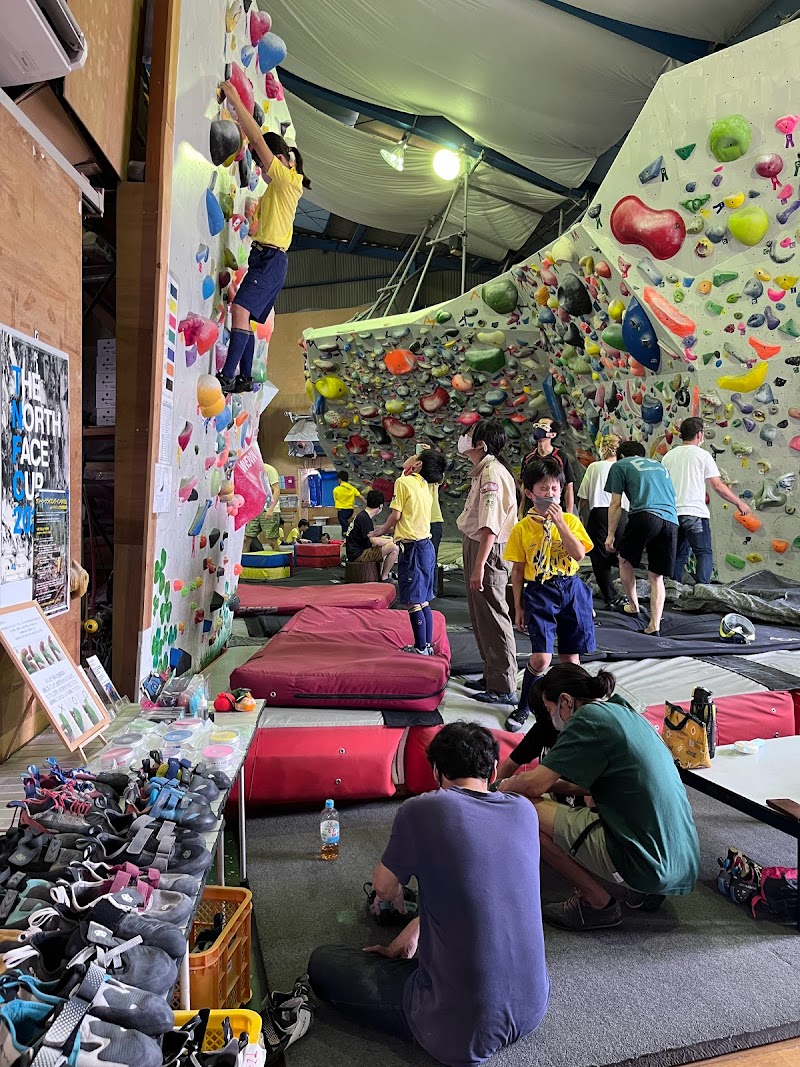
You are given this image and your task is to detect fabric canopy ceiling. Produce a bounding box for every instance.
[271,0,771,188]
[285,91,566,261]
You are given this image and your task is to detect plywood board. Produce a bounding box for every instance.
[0,104,82,757]
[64,0,142,177]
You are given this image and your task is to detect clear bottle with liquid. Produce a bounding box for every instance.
[320,799,340,861]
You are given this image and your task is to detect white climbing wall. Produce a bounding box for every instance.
[143,0,295,682]
[304,19,800,581]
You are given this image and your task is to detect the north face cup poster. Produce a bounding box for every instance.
[0,326,69,601]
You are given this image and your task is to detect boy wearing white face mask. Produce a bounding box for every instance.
[503,457,595,734]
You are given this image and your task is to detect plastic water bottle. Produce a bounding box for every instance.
[320,799,340,860]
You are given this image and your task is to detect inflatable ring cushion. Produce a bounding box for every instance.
[240,550,292,582]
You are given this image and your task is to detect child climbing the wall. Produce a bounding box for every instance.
[332,471,364,535]
[375,451,447,655]
[217,80,311,395]
[503,457,595,733]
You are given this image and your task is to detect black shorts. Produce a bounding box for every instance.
[617,512,678,577]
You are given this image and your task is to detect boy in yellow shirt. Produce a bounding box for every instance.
[376,451,447,654]
[332,472,364,535]
[503,457,595,732]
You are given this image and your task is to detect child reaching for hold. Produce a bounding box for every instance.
[503,457,595,733]
[375,451,447,655]
[216,80,310,395]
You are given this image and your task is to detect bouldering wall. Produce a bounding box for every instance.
[143,0,295,680]
[303,20,800,581]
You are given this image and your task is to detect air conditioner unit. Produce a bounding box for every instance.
[0,0,88,87]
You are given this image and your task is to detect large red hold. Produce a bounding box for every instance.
[229,63,254,116]
[610,196,686,261]
[420,387,449,413]
[384,349,417,375]
[382,416,415,439]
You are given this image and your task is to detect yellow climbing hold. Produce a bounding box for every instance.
[305,379,314,403]
[315,374,348,400]
[717,361,769,392]
[723,192,746,209]
[385,398,405,414]
[746,553,764,563]
[585,339,600,356]
[477,330,505,346]
[547,296,559,310]
[774,274,799,290]
[754,267,771,282]
[608,300,625,322]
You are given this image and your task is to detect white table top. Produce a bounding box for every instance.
[683,735,800,810]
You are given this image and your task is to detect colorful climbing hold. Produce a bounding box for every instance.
[384,349,416,376]
[610,196,686,260]
[748,337,782,359]
[708,115,751,162]
[727,205,770,246]
[642,287,696,338]
[481,278,519,314]
[717,361,769,392]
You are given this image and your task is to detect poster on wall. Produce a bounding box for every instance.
[0,326,69,606]
[0,603,110,751]
[33,489,69,617]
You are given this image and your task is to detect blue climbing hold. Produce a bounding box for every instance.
[622,297,661,373]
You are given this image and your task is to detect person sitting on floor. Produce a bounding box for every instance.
[375,450,447,655]
[345,489,399,581]
[308,722,550,1067]
[498,663,700,931]
[284,518,311,545]
[333,471,364,536]
[503,456,595,734]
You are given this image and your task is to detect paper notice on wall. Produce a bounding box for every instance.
[33,489,69,617]
[158,395,174,467]
[153,462,172,514]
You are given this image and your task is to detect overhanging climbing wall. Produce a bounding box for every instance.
[144,0,294,680]
[304,20,800,581]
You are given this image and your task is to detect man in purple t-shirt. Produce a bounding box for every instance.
[308,722,550,1067]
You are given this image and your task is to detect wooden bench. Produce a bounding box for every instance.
[345,560,381,584]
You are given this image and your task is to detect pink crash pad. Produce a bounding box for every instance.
[644,690,796,746]
[234,581,396,616]
[402,725,535,796]
[230,605,450,710]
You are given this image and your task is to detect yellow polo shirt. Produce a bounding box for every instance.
[390,473,432,542]
[252,156,304,250]
[285,528,301,544]
[332,482,359,509]
[504,514,592,582]
[429,483,443,524]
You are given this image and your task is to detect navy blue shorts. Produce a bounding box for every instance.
[524,575,596,655]
[397,538,436,605]
[233,243,288,323]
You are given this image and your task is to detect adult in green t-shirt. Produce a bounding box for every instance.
[499,663,699,931]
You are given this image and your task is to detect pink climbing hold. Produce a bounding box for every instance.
[610,196,686,261]
[789,435,800,452]
[595,261,612,279]
[382,417,415,439]
[775,116,800,136]
[642,286,697,338]
[457,411,482,428]
[264,72,284,101]
[229,63,254,116]
[249,9,272,45]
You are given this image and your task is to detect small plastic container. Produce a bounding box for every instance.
[171,1010,262,1050]
[95,744,143,772]
[199,742,239,775]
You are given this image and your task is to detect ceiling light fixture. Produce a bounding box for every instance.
[432,148,462,181]
[380,131,411,172]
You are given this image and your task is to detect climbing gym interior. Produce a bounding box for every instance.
[1,2,800,1067]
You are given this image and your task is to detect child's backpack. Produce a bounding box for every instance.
[750,867,798,923]
[717,847,762,907]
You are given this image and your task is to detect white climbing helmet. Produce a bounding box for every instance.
[720,613,756,644]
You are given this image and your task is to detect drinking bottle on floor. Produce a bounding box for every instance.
[320,799,340,860]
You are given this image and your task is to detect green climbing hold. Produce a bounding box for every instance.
[680,195,711,212]
[502,418,521,440]
[675,143,696,160]
[728,205,770,246]
[793,536,800,551]
[725,553,747,570]
[481,277,518,315]
[708,115,752,163]
[705,301,724,316]
[725,294,741,304]
[554,382,568,395]
[713,271,739,287]
[779,318,800,338]
[435,310,452,324]
[601,324,628,352]
[465,346,505,374]
[701,352,716,364]
[674,288,685,303]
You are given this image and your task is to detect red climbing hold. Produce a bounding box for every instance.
[610,196,686,261]
[384,349,417,375]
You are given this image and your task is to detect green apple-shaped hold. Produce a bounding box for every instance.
[481,277,518,314]
[708,114,751,163]
[727,205,770,246]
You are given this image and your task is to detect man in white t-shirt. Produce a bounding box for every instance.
[661,418,751,584]
[577,435,629,609]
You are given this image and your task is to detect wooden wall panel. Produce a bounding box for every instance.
[64,0,142,177]
[0,106,82,759]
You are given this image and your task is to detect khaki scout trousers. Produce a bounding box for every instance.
[462,536,518,695]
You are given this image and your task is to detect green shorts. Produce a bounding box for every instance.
[245,512,281,540]
[553,806,630,887]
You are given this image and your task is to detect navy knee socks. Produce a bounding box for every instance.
[421,605,434,648]
[519,665,544,713]
[410,610,427,652]
[221,328,253,380]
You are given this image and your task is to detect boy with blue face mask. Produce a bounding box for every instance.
[502,457,595,733]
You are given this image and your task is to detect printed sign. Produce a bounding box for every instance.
[0,326,69,589]
[85,654,124,716]
[33,489,69,617]
[0,602,109,751]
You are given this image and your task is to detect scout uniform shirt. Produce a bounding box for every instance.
[504,513,593,581]
[457,456,518,543]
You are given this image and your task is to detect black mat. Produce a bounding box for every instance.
[250,791,800,1067]
[698,656,800,692]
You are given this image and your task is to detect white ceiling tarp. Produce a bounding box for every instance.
[271,0,684,187]
[285,91,565,260]
[566,1,773,44]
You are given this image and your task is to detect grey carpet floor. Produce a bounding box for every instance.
[248,793,800,1067]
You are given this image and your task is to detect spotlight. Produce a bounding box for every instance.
[380,132,411,172]
[433,149,462,180]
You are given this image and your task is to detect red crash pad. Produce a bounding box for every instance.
[402,725,535,796]
[230,605,450,711]
[241,725,398,807]
[234,581,396,616]
[644,690,796,746]
[295,542,342,569]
